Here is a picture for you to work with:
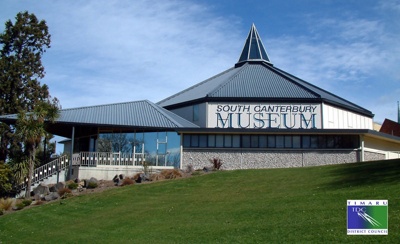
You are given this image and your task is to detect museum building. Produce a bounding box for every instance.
[1,24,400,177]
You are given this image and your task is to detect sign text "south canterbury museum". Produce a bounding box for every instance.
[208,104,321,129]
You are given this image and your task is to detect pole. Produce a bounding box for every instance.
[397,101,400,124]
[69,126,75,180]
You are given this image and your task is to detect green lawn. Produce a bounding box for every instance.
[1,159,399,243]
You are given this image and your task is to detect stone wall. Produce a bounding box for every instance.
[364,151,385,161]
[182,149,359,170]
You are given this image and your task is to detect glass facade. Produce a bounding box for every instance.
[97,131,181,167]
[183,134,359,149]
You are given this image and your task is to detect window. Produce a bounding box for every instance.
[276,136,284,148]
[268,136,276,148]
[216,135,224,147]
[224,135,232,147]
[199,135,207,147]
[208,135,215,147]
[259,135,267,148]
[182,134,359,149]
[293,136,301,148]
[284,136,292,148]
[242,135,251,148]
[251,135,259,148]
[302,136,310,148]
[232,135,241,148]
[193,104,199,122]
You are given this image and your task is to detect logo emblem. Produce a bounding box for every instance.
[347,200,388,235]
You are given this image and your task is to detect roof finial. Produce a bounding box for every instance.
[236,23,271,66]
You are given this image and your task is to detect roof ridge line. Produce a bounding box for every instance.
[209,63,249,96]
[147,101,185,127]
[60,100,146,111]
[272,66,373,114]
[265,64,321,98]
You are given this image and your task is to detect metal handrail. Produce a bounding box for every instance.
[21,155,68,190]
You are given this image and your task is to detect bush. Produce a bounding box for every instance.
[0,198,14,211]
[160,169,182,179]
[58,188,72,198]
[210,158,223,170]
[87,182,98,189]
[150,174,164,181]
[14,202,25,210]
[67,182,79,190]
[0,208,4,215]
[22,199,32,207]
[121,177,134,186]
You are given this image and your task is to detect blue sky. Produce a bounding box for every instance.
[1,0,399,126]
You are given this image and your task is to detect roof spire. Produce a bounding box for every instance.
[236,23,271,66]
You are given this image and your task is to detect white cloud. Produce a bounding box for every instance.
[0,0,242,108]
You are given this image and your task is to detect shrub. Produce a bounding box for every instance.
[121,177,134,186]
[150,173,164,181]
[0,208,4,215]
[87,182,98,189]
[14,202,25,210]
[210,158,223,170]
[22,199,32,207]
[0,198,14,211]
[67,182,79,190]
[58,188,72,198]
[160,169,182,179]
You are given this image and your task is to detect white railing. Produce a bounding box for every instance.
[78,151,146,167]
[21,155,68,190]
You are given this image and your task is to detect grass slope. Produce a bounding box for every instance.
[1,159,399,243]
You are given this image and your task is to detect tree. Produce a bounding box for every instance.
[0,161,13,197]
[0,11,51,162]
[16,99,59,198]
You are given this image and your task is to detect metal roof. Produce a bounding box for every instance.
[0,100,199,129]
[157,24,373,117]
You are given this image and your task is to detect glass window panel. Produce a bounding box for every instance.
[190,135,199,147]
[276,136,284,148]
[318,136,326,148]
[183,135,191,147]
[293,136,301,148]
[268,135,276,148]
[193,104,199,121]
[232,135,241,148]
[251,135,259,148]
[199,135,207,147]
[242,135,251,148]
[327,136,335,148]
[216,135,224,147]
[284,136,292,148]
[310,136,318,148]
[224,135,232,148]
[259,135,267,148]
[302,136,310,148]
[208,135,215,147]
[166,132,181,168]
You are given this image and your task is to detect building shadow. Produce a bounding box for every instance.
[324,158,400,189]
